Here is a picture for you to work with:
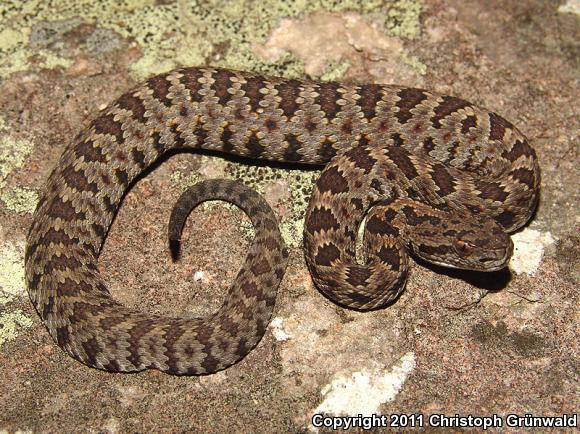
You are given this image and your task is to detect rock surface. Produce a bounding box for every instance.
[0,0,577,432]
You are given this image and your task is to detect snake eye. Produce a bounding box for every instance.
[455,239,475,254]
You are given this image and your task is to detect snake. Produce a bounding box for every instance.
[25,67,541,375]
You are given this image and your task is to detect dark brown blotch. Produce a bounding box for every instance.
[120,318,153,366]
[431,163,456,196]
[402,206,441,226]
[366,213,399,237]
[117,92,147,123]
[221,124,234,152]
[488,111,514,141]
[283,133,303,162]
[264,118,278,131]
[317,138,337,161]
[262,236,281,252]
[346,266,372,287]
[211,69,234,106]
[387,147,419,180]
[92,113,124,145]
[47,197,85,221]
[341,119,353,135]
[56,326,70,347]
[170,123,186,147]
[42,295,55,319]
[350,197,364,211]
[151,131,166,154]
[370,179,383,194]
[200,352,221,374]
[345,291,374,305]
[510,167,535,189]
[423,137,435,152]
[477,181,509,203]
[419,244,453,257]
[376,245,401,269]
[91,222,105,239]
[242,76,266,112]
[315,82,342,120]
[39,227,80,248]
[307,207,339,233]
[344,146,377,174]
[235,338,250,361]
[419,244,452,257]
[501,139,535,162]
[180,68,205,103]
[395,88,428,124]
[193,124,209,148]
[44,254,83,274]
[391,133,404,147]
[239,280,259,300]
[62,164,98,193]
[461,114,477,133]
[102,194,116,214]
[357,84,383,119]
[56,278,95,298]
[102,359,121,372]
[131,148,146,168]
[29,272,42,292]
[159,320,186,373]
[431,95,471,128]
[314,243,341,266]
[495,210,516,228]
[250,259,270,276]
[115,168,129,186]
[443,141,461,165]
[245,131,265,157]
[147,73,173,106]
[275,79,302,119]
[316,165,349,194]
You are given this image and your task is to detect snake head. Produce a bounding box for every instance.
[410,214,514,272]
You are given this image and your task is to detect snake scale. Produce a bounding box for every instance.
[25,67,540,375]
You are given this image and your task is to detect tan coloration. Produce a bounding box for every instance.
[25,67,540,374]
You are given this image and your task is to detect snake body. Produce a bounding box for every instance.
[25,67,540,374]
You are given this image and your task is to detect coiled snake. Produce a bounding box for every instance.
[25,67,540,375]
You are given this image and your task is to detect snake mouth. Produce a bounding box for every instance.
[427,247,513,272]
[470,246,513,272]
[475,258,510,272]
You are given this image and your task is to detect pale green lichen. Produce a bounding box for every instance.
[0,19,73,78]
[224,163,319,248]
[401,52,427,75]
[239,218,255,242]
[0,241,26,304]
[320,60,352,82]
[169,170,202,191]
[0,311,33,347]
[558,0,580,15]
[384,0,423,40]
[0,132,34,191]
[0,0,408,80]
[0,241,33,348]
[0,26,27,51]
[2,186,39,214]
[0,123,36,212]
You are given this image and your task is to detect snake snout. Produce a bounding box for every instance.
[473,237,514,271]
